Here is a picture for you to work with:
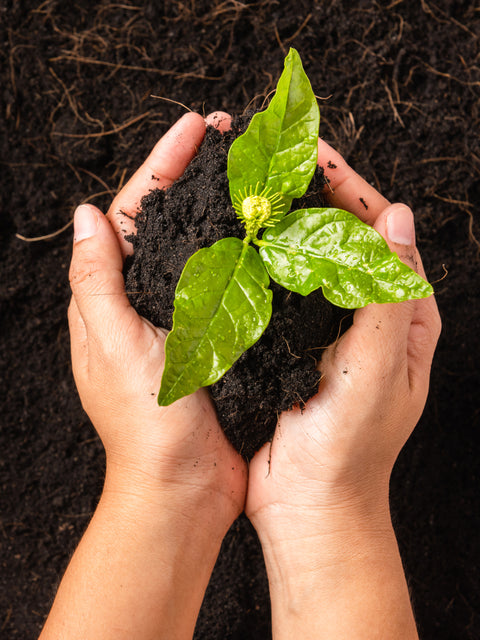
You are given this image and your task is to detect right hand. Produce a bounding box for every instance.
[246,138,441,558]
[244,140,440,640]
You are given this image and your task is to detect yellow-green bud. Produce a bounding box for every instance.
[232,185,284,239]
[242,195,272,225]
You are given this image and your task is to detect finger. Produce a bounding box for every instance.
[317,138,389,225]
[107,112,207,257]
[376,203,418,271]
[205,111,232,132]
[372,203,441,398]
[355,204,418,350]
[70,203,139,347]
[376,204,441,389]
[327,204,419,383]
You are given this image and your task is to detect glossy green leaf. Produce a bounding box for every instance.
[259,208,434,308]
[227,48,320,217]
[158,237,272,406]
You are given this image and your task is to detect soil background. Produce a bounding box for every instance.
[1,1,479,638]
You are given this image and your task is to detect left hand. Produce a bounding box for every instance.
[41,113,247,640]
[68,112,247,533]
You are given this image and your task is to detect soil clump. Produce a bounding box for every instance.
[125,117,346,458]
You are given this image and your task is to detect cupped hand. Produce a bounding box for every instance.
[68,112,246,533]
[246,138,441,541]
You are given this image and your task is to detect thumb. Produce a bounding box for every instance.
[378,203,441,388]
[354,203,419,339]
[380,203,419,272]
[332,204,419,379]
[69,203,136,343]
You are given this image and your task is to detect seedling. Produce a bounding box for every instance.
[157,48,433,406]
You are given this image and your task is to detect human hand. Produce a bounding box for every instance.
[69,113,246,523]
[246,138,440,528]
[50,113,247,640]
[244,139,441,639]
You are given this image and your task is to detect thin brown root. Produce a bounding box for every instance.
[466,209,480,252]
[16,219,74,242]
[48,53,222,81]
[274,23,287,56]
[382,80,405,128]
[421,60,480,87]
[432,193,480,251]
[324,176,335,195]
[78,167,114,196]
[431,264,449,285]
[282,336,301,359]
[150,95,192,112]
[259,88,276,111]
[243,89,271,115]
[390,155,399,187]
[305,312,354,352]
[284,13,312,43]
[116,168,127,193]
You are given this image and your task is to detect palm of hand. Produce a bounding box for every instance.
[246,323,412,522]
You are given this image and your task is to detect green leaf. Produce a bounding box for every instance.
[158,237,272,406]
[228,48,320,217]
[259,208,434,308]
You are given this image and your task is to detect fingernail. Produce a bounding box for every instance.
[386,206,416,246]
[74,204,99,243]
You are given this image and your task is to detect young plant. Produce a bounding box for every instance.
[157,48,433,406]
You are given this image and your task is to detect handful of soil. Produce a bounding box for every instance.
[124,117,347,459]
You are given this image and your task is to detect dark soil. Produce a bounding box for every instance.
[1,1,479,639]
[125,117,346,459]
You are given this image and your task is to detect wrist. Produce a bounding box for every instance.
[251,476,394,583]
[255,499,417,640]
[42,462,231,640]
[102,456,245,546]
[263,521,416,640]
[262,505,394,579]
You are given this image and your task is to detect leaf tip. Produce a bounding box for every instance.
[157,386,173,407]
